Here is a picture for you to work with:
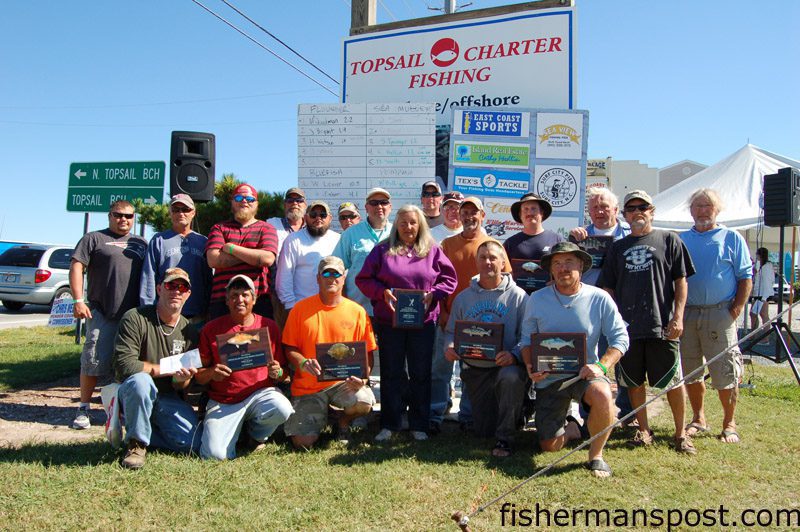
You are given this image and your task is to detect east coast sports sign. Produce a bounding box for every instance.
[342,6,575,123]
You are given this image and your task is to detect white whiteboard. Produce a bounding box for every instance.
[298,102,436,225]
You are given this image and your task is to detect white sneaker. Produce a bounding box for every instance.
[374,428,394,442]
[72,406,90,430]
[411,431,429,441]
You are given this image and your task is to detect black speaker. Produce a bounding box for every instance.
[764,167,800,227]
[170,131,215,202]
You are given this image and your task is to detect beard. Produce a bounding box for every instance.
[234,210,254,224]
[286,209,303,223]
[307,224,329,237]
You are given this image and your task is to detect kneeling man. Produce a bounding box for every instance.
[521,243,629,477]
[112,268,202,469]
[282,256,377,448]
[196,274,294,460]
[444,240,528,457]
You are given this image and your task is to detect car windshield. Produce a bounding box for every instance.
[0,247,45,267]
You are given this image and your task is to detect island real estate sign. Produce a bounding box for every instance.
[342,6,575,123]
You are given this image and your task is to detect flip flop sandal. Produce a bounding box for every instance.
[685,422,711,436]
[491,440,512,458]
[587,458,612,477]
[718,429,740,443]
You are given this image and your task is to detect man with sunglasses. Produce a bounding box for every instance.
[337,202,361,231]
[420,180,444,228]
[598,190,697,454]
[266,187,307,328]
[206,183,278,320]
[70,200,147,430]
[282,256,377,448]
[276,200,340,312]
[332,188,393,317]
[111,268,202,469]
[140,194,212,321]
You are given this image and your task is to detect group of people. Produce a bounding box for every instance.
[69,180,761,477]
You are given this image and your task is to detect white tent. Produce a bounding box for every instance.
[651,144,800,230]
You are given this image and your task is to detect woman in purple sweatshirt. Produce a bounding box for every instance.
[356,204,457,442]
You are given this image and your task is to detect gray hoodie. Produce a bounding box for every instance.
[444,273,528,367]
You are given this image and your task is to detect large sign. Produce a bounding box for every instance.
[342,7,575,123]
[67,161,165,212]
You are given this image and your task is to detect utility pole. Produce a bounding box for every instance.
[445,0,457,15]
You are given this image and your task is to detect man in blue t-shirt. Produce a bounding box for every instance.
[680,188,752,444]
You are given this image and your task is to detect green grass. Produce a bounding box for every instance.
[1,329,799,530]
[0,326,80,391]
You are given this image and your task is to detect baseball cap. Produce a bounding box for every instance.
[366,187,391,201]
[623,189,653,207]
[162,267,191,287]
[233,183,257,198]
[460,196,484,212]
[308,200,330,214]
[510,193,553,223]
[442,191,465,205]
[338,202,359,215]
[422,181,442,194]
[169,194,195,209]
[540,242,593,274]
[318,256,345,275]
[226,274,255,293]
[285,187,306,200]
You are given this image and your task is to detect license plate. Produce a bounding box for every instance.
[1,273,19,283]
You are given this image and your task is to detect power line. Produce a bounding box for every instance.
[188,0,338,97]
[0,88,324,111]
[378,0,398,21]
[219,0,339,86]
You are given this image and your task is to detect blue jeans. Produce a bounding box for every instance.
[375,322,435,433]
[118,372,202,453]
[200,387,293,460]
[430,327,473,425]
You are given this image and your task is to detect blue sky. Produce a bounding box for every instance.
[1,1,797,245]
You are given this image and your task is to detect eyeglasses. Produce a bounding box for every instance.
[285,196,305,204]
[367,199,390,207]
[163,281,190,293]
[110,212,134,220]
[171,206,193,214]
[339,214,359,221]
[623,204,652,213]
[421,191,442,198]
[233,194,257,203]
[321,270,343,278]
[308,211,328,219]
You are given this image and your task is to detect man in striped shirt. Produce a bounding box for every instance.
[205,183,278,319]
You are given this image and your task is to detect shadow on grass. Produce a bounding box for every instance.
[0,402,106,427]
[0,350,80,391]
[0,440,114,467]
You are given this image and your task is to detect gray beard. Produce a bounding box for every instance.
[286,210,303,223]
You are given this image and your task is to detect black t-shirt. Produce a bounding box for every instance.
[503,230,563,260]
[598,229,695,340]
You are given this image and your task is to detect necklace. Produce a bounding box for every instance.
[156,311,179,337]
[552,284,581,309]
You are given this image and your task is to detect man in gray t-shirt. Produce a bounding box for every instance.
[70,200,147,430]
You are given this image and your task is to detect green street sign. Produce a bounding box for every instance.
[67,161,165,212]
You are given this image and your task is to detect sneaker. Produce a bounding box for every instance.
[411,431,428,441]
[374,428,394,442]
[72,406,91,430]
[674,436,697,455]
[121,440,147,470]
[628,429,654,447]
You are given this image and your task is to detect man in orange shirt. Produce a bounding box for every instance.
[282,256,377,448]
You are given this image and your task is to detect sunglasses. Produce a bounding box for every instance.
[233,194,257,203]
[171,206,193,214]
[308,211,328,219]
[367,199,390,207]
[339,214,359,221]
[285,197,305,204]
[623,204,652,213]
[110,212,134,220]
[321,270,343,278]
[421,191,442,198]
[163,281,190,293]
